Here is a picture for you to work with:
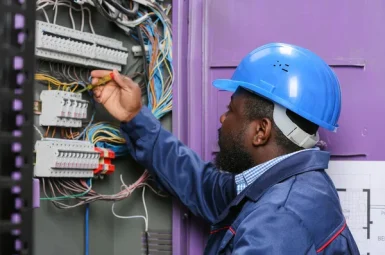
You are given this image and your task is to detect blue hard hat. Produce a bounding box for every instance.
[212,43,341,131]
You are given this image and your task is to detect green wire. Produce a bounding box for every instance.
[40,179,92,201]
[76,84,93,93]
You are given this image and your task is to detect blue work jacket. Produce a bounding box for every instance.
[120,107,360,255]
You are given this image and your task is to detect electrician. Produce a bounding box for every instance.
[91,43,360,254]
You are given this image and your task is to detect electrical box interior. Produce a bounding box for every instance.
[31,1,173,254]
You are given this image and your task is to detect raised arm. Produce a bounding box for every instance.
[91,70,236,223]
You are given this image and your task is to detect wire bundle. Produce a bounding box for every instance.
[40,171,151,208]
[85,122,129,157]
[139,6,173,119]
[36,1,173,119]
[36,0,95,33]
[82,0,173,119]
[35,73,84,91]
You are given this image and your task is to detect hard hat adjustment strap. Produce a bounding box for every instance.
[273,104,319,149]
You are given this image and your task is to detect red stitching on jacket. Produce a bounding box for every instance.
[316,222,347,253]
[210,226,236,235]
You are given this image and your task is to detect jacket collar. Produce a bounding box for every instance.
[213,150,330,225]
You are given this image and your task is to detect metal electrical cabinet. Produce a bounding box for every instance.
[171,0,385,254]
[31,4,173,255]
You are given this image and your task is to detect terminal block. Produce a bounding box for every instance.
[34,139,100,178]
[94,148,116,176]
[39,90,89,127]
[35,21,128,71]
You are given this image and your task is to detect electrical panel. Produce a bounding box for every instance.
[34,139,100,178]
[39,90,89,127]
[35,21,129,71]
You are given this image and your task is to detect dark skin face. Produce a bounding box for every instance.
[215,88,283,174]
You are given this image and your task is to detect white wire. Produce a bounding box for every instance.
[80,4,84,31]
[115,14,150,28]
[53,0,59,24]
[142,186,148,232]
[33,125,44,139]
[84,5,95,34]
[41,8,51,23]
[69,3,75,29]
[111,186,148,232]
[36,0,95,34]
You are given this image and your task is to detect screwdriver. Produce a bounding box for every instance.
[77,72,114,93]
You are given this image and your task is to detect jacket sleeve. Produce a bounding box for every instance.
[232,205,317,255]
[120,106,236,223]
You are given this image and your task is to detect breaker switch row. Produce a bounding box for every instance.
[35,21,128,71]
[34,139,116,178]
[39,90,89,128]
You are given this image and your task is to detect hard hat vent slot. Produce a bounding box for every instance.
[273,61,289,72]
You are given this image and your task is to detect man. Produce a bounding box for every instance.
[91,43,360,254]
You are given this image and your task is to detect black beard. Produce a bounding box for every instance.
[214,128,255,174]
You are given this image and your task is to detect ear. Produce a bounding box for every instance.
[252,118,273,146]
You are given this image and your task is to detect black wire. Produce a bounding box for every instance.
[136,26,149,85]
[91,0,119,22]
[145,231,149,255]
[103,0,139,18]
[152,2,172,32]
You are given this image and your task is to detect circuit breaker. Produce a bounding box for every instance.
[39,90,89,127]
[35,21,128,71]
[34,139,116,178]
[94,147,116,175]
[34,138,100,178]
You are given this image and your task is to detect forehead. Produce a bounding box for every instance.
[231,87,250,103]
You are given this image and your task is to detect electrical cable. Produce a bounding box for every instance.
[111,186,149,231]
[36,0,95,33]
[85,178,91,255]
[91,0,118,22]
[85,122,128,156]
[103,0,139,17]
[39,170,163,209]
[135,7,173,119]
[34,125,44,139]
[136,26,149,85]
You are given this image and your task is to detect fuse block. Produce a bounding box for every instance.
[34,139,99,178]
[35,21,128,71]
[94,148,116,176]
[39,90,89,127]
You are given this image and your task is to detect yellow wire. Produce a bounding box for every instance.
[35,74,78,91]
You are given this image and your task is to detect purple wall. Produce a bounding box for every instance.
[173,0,385,253]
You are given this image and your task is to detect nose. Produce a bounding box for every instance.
[220,113,226,124]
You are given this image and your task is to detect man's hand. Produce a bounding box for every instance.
[91,69,142,123]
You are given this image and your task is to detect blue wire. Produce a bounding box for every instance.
[85,123,129,157]
[85,178,91,255]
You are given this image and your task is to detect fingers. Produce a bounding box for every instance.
[91,69,140,90]
[112,69,137,89]
[93,95,102,104]
[93,86,103,98]
[91,70,113,78]
[91,77,99,85]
